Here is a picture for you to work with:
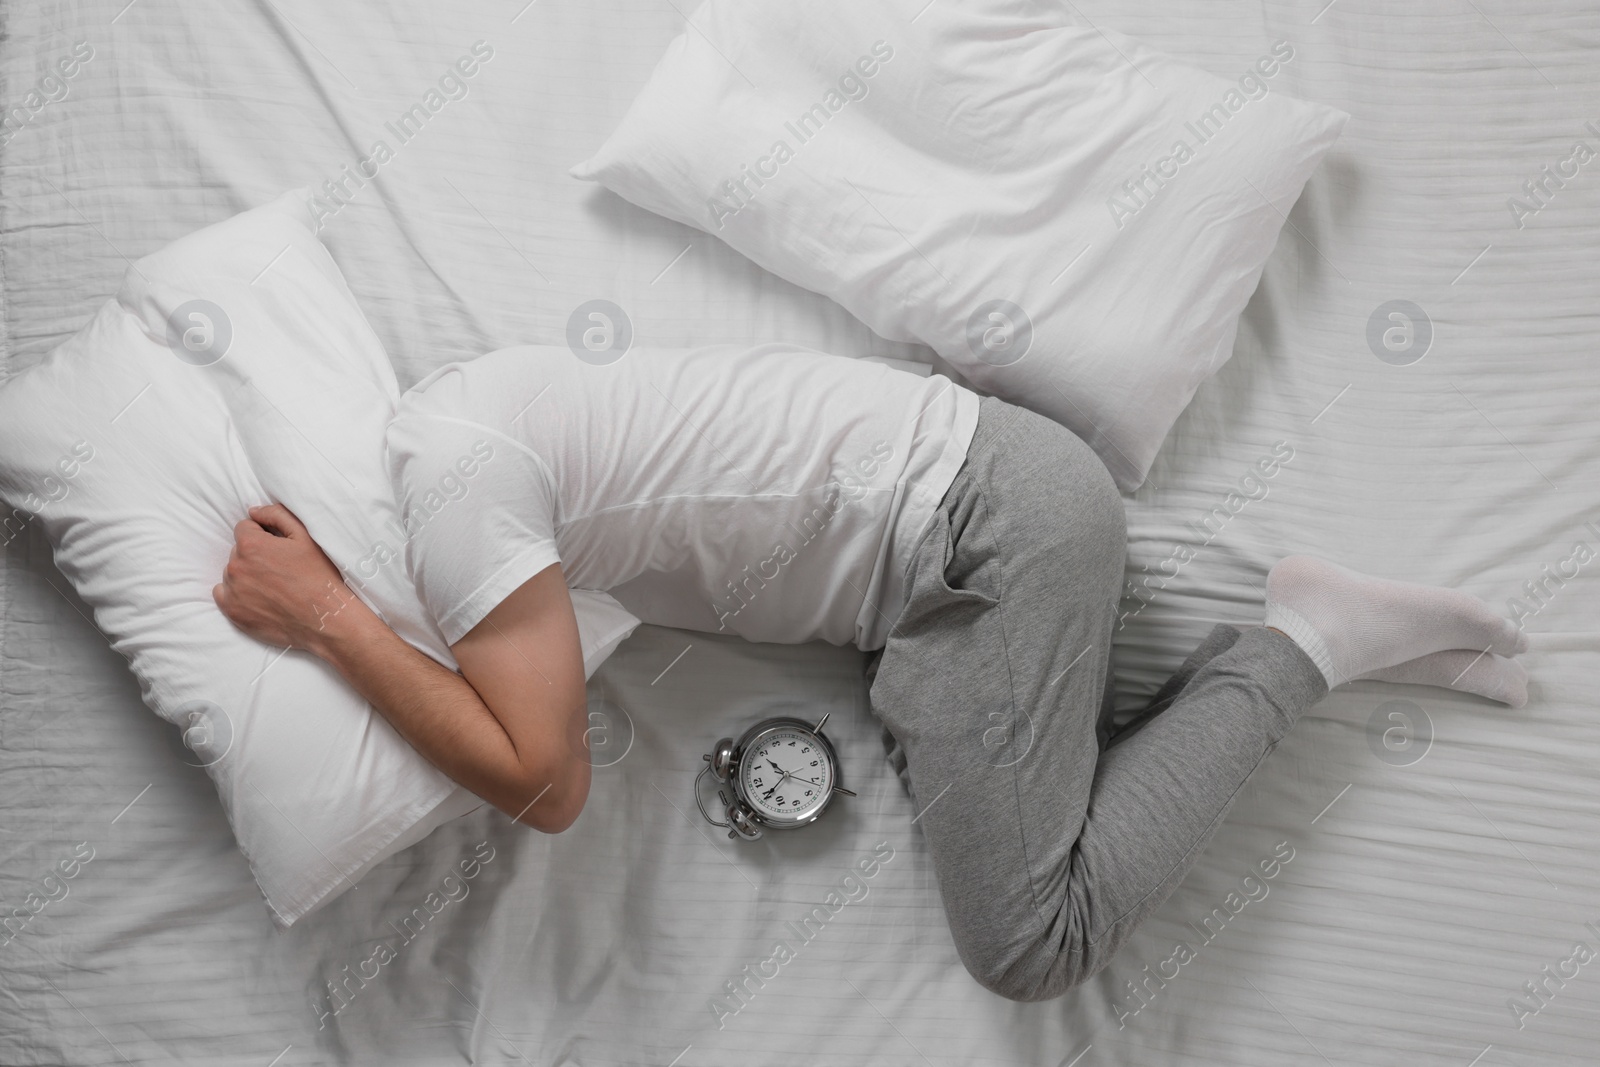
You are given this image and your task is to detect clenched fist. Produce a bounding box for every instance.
[212,503,362,652]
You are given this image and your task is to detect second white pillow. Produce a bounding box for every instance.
[573,0,1347,490]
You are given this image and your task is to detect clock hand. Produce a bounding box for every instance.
[764,769,795,802]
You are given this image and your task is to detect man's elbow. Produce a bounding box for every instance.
[512,759,590,834]
[521,797,584,834]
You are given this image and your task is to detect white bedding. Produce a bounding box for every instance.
[2,1,1597,1064]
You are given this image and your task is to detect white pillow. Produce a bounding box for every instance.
[573,0,1348,491]
[0,190,639,926]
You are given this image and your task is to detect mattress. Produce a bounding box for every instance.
[2,1,1597,1064]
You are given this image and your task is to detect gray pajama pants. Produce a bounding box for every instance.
[867,396,1328,1002]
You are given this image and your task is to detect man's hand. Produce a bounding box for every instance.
[212,503,359,652]
[211,501,589,833]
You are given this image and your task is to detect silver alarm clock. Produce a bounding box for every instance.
[695,711,856,841]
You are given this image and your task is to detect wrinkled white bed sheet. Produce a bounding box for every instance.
[2,1,1598,1064]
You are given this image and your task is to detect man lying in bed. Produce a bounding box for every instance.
[213,344,1529,1001]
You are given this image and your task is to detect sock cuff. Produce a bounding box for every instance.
[1263,602,1342,688]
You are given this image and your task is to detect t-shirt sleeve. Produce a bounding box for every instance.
[387,414,561,645]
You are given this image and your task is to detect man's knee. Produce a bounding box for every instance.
[965,953,1094,1004]
[958,928,1110,1003]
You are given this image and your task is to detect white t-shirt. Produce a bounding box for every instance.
[384,344,980,651]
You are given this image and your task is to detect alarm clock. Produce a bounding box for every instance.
[695,711,856,841]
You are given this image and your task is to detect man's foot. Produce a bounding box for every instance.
[1264,555,1527,687]
[1359,649,1529,708]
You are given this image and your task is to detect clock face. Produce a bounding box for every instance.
[738,727,833,823]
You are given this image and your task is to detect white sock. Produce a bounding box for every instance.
[1263,555,1528,688]
[1359,649,1529,708]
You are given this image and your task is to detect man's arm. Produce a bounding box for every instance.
[212,503,590,833]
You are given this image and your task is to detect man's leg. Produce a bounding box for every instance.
[1104,623,1243,748]
[869,399,1329,1001]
